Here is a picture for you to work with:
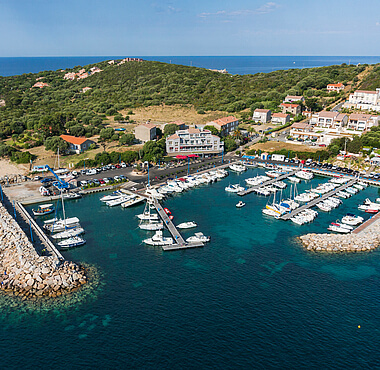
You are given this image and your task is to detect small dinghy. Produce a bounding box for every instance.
[236,201,246,208]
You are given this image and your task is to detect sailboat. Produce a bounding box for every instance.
[137,199,159,221]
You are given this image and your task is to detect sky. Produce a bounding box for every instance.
[1,0,380,57]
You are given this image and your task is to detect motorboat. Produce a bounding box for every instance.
[255,188,271,196]
[225,184,245,193]
[327,225,351,233]
[229,163,246,172]
[245,176,270,186]
[353,184,364,190]
[58,236,86,249]
[121,196,144,208]
[51,227,85,240]
[316,202,332,212]
[106,195,133,207]
[262,208,280,217]
[186,232,210,243]
[145,187,165,200]
[100,191,123,202]
[331,221,354,231]
[32,204,55,216]
[177,221,197,229]
[64,192,82,199]
[273,181,287,189]
[287,176,301,184]
[341,214,364,226]
[295,170,314,180]
[346,187,358,194]
[139,220,164,230]
[336,191,349,199]
[265,170,282,178]
[236,201,246,208]
[143,230,173,246]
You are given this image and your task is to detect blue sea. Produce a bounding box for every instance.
[1,169,377,368]
[1,56,380,76]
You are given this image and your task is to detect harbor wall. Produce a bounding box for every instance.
[0,202,87,298]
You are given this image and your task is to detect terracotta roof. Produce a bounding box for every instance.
[272,113,289,118]
[317,111,338,118]
[349,113,372,120]
[167,134,179,140]
[335,113,347,121]
[254,109,270,113]
[280,103,300,108]
[60,135,88,145]
[210,116,238,127]
[187,128,201,134]
[291,122,311,129]
[327,83,344,87]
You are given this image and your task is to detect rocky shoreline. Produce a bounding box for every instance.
[299,220,380,253]
[0,202,87,299]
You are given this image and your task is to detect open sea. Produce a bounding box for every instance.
[1,56,380,76]
[0,168,376,368]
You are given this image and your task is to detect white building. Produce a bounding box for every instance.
[166,129,224,156]
[271,113,290,125]
[252,109,271,123]
[284,95,304,103]
[327,83,344,92]
[345,89,380,111]
[310,111,348,129]
[207,116,239,136]
[347,113,379,131]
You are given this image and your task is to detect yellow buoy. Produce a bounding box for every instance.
[358,325,361,329]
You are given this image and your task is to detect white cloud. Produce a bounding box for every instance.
[376,22,380,26]
[198,2,279,18]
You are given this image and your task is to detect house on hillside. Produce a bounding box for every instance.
[280,103,301,116]
[344,89,380,111]
[252,109,271,123]
[289,122,319,141]
[134,123,157,143]
[347,113,379,131]
[284,95,304,103]
[164,120,187,130]
[207,116,239,136]
[327,83,344,92]
[271,113,290,125]
[60,135,94,154]
[33,82,49,88]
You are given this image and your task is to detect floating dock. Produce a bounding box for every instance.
[237,170,297,196]
[152,198,204,251]
[279,178,357,221]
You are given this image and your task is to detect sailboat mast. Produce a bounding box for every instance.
[61,190,67,228]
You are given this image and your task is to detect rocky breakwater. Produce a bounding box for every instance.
[299,220,380,253]
[0,203,87,299]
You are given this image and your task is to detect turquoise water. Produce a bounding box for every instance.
[8,169,380,368]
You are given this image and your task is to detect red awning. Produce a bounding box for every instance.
[176,155,187,159]
[187,154,199,158]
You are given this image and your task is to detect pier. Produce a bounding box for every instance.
[152,198,204,251]
[237,170,297,196]
[279,178,357,220]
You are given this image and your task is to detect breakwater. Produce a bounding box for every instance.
[299,217,380,253]
[0,202,87,298]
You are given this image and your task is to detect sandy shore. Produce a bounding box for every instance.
[0,159,29,178]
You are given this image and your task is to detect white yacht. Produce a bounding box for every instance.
[44,216,80,233]
[287,176,301,184]
[106,195,133,207]
[139,220,164,230]
[229,163,246,172]
[186,232,210,243]
[295,170,314,180]
[144,230,173,246]
[58,236,86,249]
[236,201,245,208]
[225,184,245,193]
[100,191,123,202]
[137,201,159,221]
[341,214,364,226]
[145,187,165,200]
[328,224,351,234]
[177,221,197,229]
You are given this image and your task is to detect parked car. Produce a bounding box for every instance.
[99,179,105,185]
[34,176,41,181]
[92,179,100,186]
[86,169,97,175]
[121,162,127,168]
[80,180,88,186]
[40,178,52,184]
[115,164,121,169]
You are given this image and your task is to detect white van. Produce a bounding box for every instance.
[86,169,97,175]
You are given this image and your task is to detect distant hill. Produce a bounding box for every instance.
[0,59,377,141]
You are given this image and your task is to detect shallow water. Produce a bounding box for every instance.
[6,169,380,368]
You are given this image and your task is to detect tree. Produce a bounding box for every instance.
[122,150,138,163]
[164,123,179,136]
[44,136,69,153]
[346,136,362,153]
[114,114,124,122]
[223,137,238,152]
[99,127,114,141]
[204,125,220,136]
[119,133,135,146]
[69,124,86,137]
